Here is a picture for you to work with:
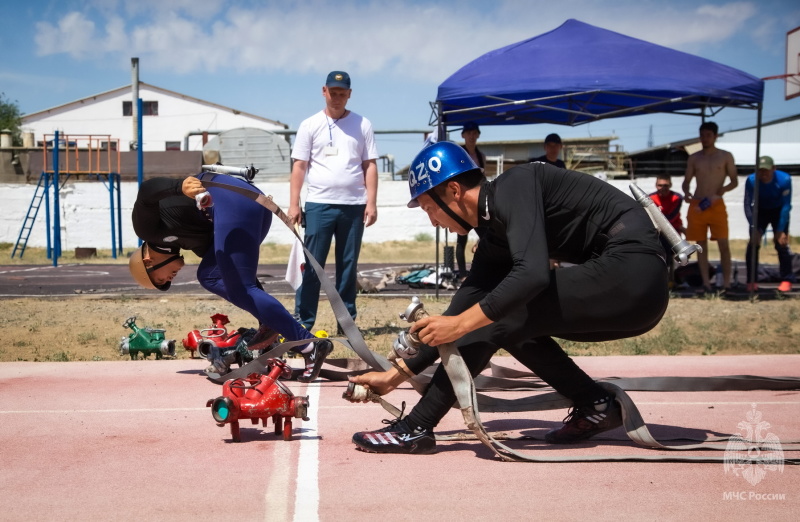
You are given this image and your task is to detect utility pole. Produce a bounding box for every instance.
[131,57,139,151]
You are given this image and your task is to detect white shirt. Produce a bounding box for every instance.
[291,110,378,205]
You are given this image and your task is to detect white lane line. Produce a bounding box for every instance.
[264,436,292,522]
[293,382,320,522]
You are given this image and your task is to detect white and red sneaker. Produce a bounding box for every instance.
[352,418,436,455]
[545,396,623,444]
[297,339,333,383]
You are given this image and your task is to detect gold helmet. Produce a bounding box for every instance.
[129,243,178,291]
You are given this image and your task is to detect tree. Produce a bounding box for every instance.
[0,92,23,146]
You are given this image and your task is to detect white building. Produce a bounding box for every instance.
[21,82,288,153]
[716,114,800,170]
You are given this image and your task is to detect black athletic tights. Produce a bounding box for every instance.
[404,249,668,430]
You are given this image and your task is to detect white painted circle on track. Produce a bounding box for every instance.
[0,266,109,277]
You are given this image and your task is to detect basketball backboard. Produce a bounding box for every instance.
[787,26,800,100]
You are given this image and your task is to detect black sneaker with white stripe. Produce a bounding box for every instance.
[297,339,333,383]
[352,418,436,455]
[544,396,623,444]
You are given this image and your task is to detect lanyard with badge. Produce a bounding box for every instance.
[324,111,345,156]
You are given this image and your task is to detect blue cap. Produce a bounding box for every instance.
[462,121,480,133]
[326,71,351,89]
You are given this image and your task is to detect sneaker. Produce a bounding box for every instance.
[246,324,280,353]
[203,346,234,376]
[544,397,623,444]
[297,339,333,383]
[778,281,793,293]
[352,418,436,455]
[747,282,759,292]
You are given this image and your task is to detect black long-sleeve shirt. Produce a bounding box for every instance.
[131,177,213,257]
[405,162,661,374]
[474,162,658,321]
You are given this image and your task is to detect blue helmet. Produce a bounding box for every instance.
[407,141,479,208]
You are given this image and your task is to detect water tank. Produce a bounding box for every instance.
[0,129,11,148]
[203,127,290,179]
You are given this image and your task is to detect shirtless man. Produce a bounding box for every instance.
[681,121,738,293]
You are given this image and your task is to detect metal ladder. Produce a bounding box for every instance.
[11,172,49,258]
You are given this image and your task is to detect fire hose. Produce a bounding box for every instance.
[347,297,800,463]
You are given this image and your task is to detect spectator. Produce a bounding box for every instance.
[456,121,486,279]
[530,133,566,168]
[288,71,379,333]
[681,121,738,294]
[649,174,684,233]
[649,174,684,284]
[744,156,794,292]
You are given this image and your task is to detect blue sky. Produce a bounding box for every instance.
[1,0,799,168]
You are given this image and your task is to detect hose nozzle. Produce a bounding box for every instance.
[629,183,702,266]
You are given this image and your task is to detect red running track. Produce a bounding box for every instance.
[1,355,798,521]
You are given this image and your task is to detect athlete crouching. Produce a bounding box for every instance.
[128,172,332,381]
[350,141,669,454]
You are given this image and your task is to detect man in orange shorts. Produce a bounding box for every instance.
[681,121,738,293]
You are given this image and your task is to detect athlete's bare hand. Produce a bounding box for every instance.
[182,177,205,199]
[409,315,464,346]
[348,369,405,396]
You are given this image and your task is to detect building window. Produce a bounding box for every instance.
[122,101,159,116]
[165,141,181,151]
[100,141,118,151]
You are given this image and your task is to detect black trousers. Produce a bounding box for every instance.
[405,246,668,430]
[745,207,794,283]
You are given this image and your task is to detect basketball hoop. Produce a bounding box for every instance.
[763,26,800,100]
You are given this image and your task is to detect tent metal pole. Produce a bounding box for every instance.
[437,103,446,141]
[748,104,763,295]
[435,102,446,297]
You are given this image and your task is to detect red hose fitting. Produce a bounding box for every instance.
[207,358,309,442]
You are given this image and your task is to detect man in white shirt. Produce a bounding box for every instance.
[288,71,379,332]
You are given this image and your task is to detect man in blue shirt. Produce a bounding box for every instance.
[744,156,794,292]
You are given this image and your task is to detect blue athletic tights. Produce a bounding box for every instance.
[195,173,313,345]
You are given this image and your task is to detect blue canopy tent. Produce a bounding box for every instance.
[433,19,764,129]
[430,19,766,293]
